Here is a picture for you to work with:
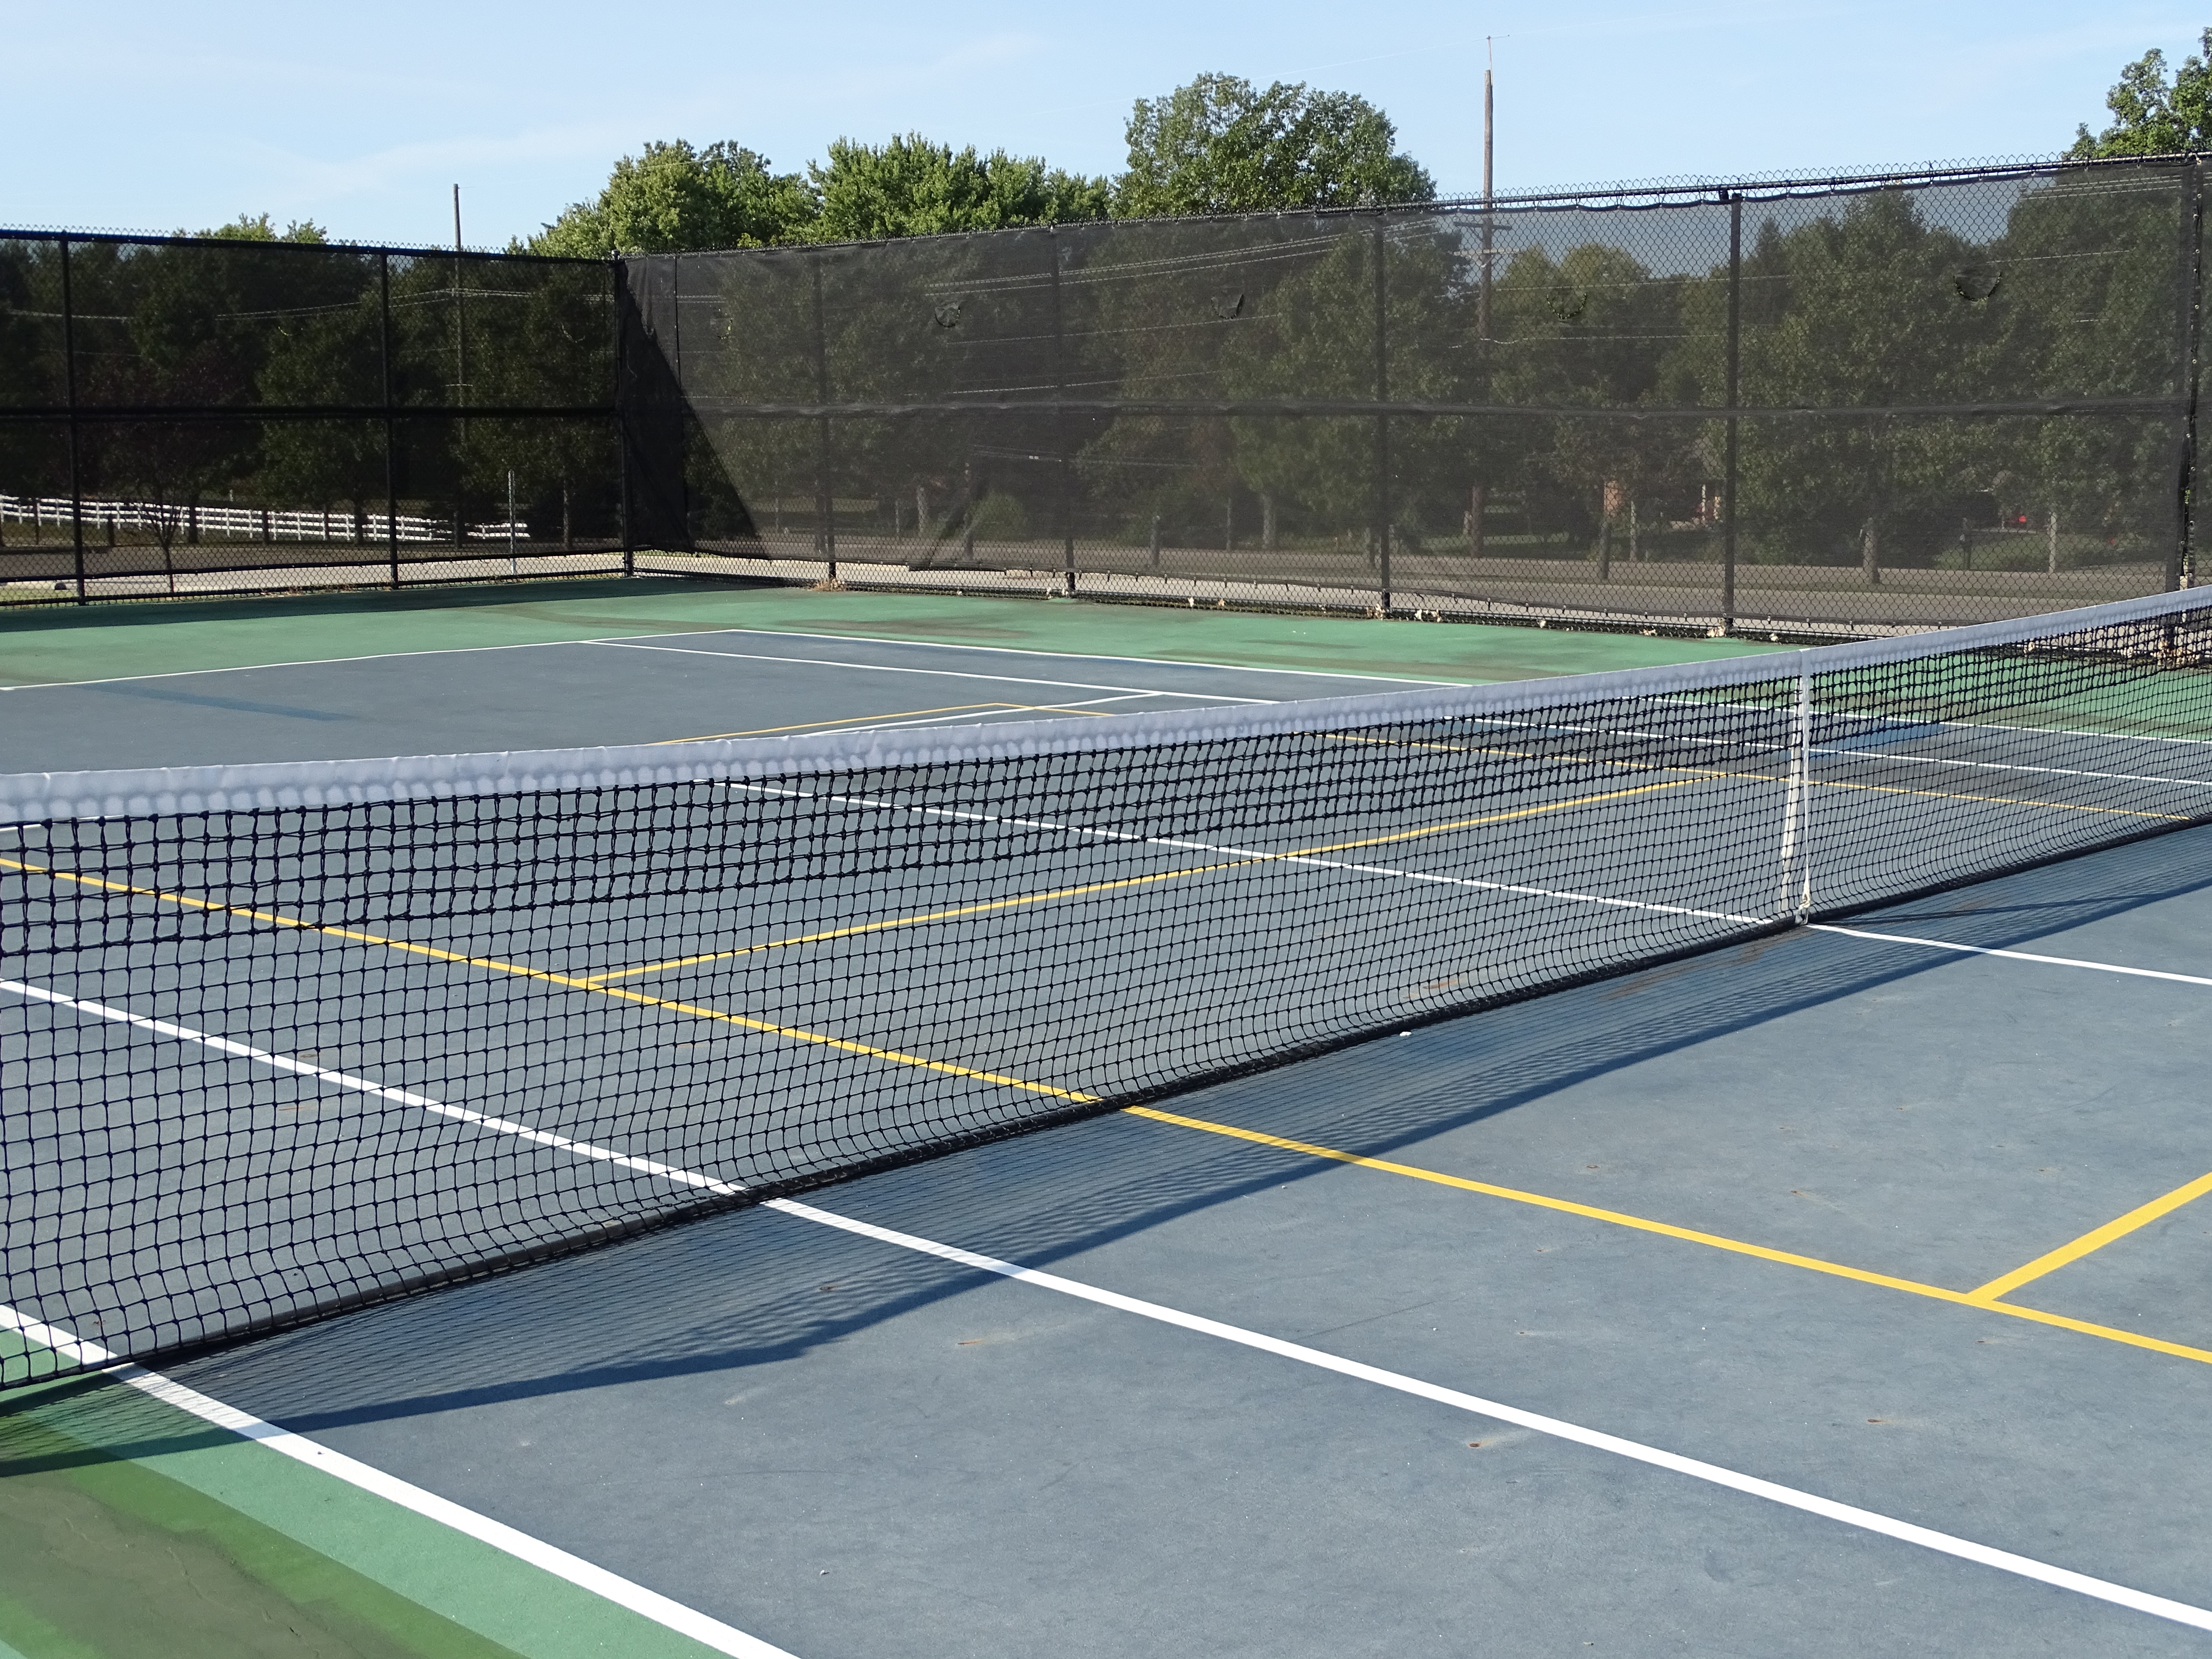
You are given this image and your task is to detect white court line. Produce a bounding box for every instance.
[0,637,573,693]
[590,639,1279,704]
[660,692,1170,745]
[599,623,1470,687]
[0,625,1459,696]
[770,1198,2212,1636]
[1671,690,2212,755]
[726,783,2211,990]
[1812,926,2212,987]
[0,1306,793,1659]
[727,780,1773,937]
[6,975,2208,1637]
[1465,710,2212,794]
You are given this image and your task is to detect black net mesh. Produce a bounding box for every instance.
[6,588,2212,1383]
[0,234,624,602]
[627,159,2211,633]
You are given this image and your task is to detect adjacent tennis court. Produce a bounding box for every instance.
[6,583,2212,1657]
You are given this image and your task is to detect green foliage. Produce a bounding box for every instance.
[1115,73,1435,218]
[528,72,1430,261]
[192,213,329,244]
[2068,31,2212,157]
[531,140,817,256]
[811,135,1109,241]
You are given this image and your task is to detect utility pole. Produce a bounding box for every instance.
[453,184,469,548]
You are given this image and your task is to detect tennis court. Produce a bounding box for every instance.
[6,583,2212,1657]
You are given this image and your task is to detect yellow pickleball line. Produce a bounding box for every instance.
[591,768,1728,984]
[9,853,2209,1368]
[1969,1167,2212,1301]
[0,855,1094,1103]
[1123,1104,2212,1368]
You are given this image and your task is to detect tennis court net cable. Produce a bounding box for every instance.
[6,586,2212,1385]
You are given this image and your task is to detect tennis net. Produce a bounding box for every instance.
[7,588,2212,1385]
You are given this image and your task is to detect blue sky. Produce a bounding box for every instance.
[7,3,2205,248]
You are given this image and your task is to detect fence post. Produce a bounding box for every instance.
[1723,190,1742,632]
[2176,160,2205,592]
[1052,228,1075,596]
[1373,217,1392,612]
[811,256,835,581]
[59,235,86,604]
[613,262,634,576]
[380,251,400,588]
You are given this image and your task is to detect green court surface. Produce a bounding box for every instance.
[0,1340,722,1659]
[0,577,1787,691]
[7,580,2090,1659]
[0,582,1793,1657]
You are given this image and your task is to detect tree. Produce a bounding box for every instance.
[2068,31,2212,157]
[1115,74,1434,218]
[192,213,329,243]
[809,135,1108,241]
[533,141,817,256]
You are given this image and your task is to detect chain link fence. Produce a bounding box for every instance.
[5,155,2207,634]
[621,155,2210,635]
[0,234,624,602]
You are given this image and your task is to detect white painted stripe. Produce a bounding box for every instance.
[0,623,1460,697]
[590,638,1280,704]
[601,623,1470,687]
[12,976,2210,1635]
[0,636,573,693]
[1811,926,2212,987]
[763,1197,2212,1633]
[0,979,748,1197]
[0,1305,797,1658]
[729,780,1770,935]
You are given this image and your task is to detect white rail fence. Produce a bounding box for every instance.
[0,493,527,545]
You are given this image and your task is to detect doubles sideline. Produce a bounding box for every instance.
[4,979,2209,1638]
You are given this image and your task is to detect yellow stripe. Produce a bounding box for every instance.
[584,858,1266,984]
[12,851,2207,1365]
[0,855,1094,1103]
[1122,1104,2212,1368]
[1970,1167,2212,1301]
[593,771,1728,984]
[591,754,2172,987]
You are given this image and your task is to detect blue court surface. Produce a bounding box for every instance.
[5,609,2212,1658]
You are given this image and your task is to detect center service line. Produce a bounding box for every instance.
[9,980,2209,1636]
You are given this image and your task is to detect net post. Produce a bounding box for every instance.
[380,250,400,589]
[1778,651,1813,923]
[59,233,85,605]
[1373,217,1392,613]
[1722,190,1741,633]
